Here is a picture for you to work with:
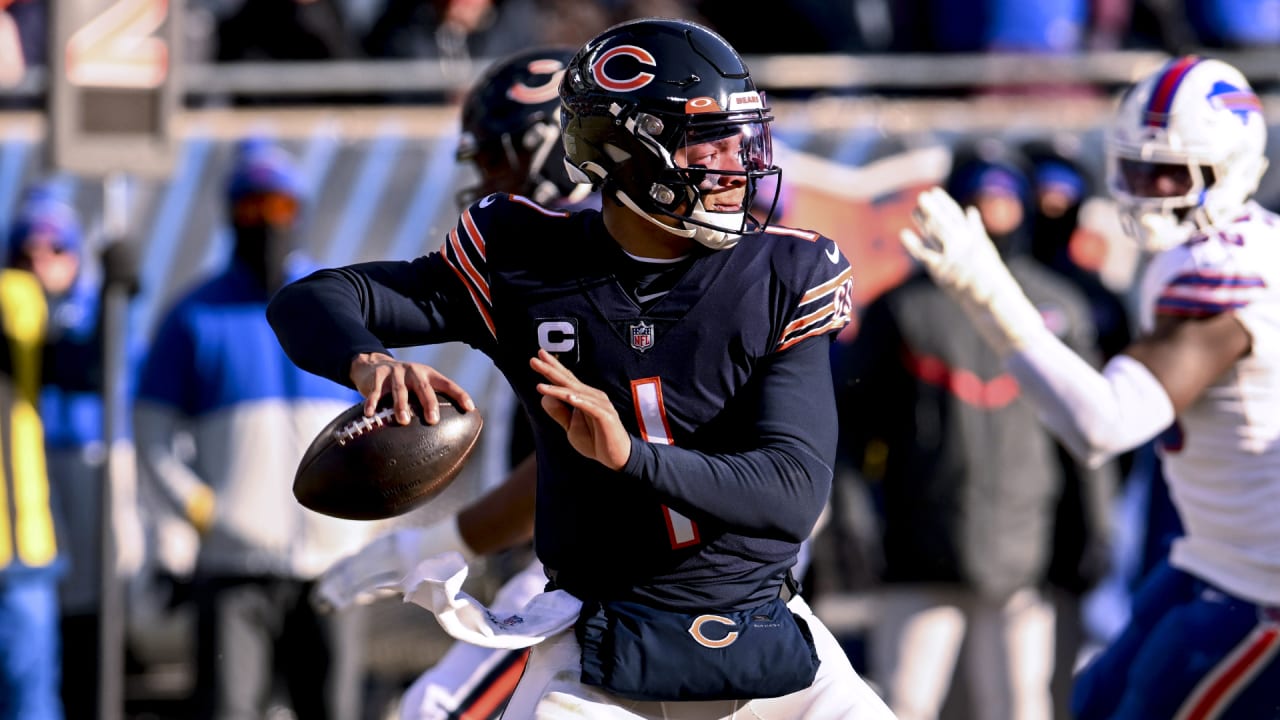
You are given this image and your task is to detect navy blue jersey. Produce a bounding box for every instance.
[269,194,855,611]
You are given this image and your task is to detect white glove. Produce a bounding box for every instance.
[899,187,1047,354]
[311,519,474,613]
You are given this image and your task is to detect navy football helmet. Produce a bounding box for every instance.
[559,19,780,249]
[457,47,590,207]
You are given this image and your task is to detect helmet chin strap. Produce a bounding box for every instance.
[1124,209,1196,253]
[577,159,746,250]
[615,190,747,250]
[614,190,698,239]
[687,204,743,250]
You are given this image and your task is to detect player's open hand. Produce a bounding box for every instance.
[531,349,631,471]
[899,186,1006,302]
[900,187,1045,354]
[349,351,475,425]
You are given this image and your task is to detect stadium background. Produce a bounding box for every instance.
[4,4,1280,715]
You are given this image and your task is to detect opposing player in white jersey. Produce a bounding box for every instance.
[900,56,1280,719]
[312,46,592,720]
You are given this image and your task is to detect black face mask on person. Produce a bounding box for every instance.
[232,222,296,294]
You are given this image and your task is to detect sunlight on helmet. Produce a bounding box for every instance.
[559,19,781,250]
[1106,56,1268,252]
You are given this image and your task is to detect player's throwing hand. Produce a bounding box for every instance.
[349,351,475,425]
[531,349,631,471]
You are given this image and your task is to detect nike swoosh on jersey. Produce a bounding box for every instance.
[825,244,841,264]
[636,291,668,303]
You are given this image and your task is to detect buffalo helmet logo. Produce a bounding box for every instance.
[1206,80,1263,125]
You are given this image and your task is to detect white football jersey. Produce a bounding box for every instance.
[1137,201,1280,605]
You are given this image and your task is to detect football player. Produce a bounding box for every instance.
[454,46,593,211]
[901,56,1280,719]
[272,18,894,719]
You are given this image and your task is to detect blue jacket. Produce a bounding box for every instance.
[134,257,372,578]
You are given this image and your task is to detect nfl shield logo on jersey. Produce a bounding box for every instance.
[630,321,654,351]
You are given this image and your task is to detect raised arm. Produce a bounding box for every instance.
[901,187,1252,467]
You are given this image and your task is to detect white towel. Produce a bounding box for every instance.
[402,552,582,649]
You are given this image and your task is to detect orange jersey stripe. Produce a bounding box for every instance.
[442,247,496,340]
[779,301,836,339]
[459,649,530,720]
[776,314,845,352]
[448,228,492,303]
[461,208,488,255]
[799,267,853,305]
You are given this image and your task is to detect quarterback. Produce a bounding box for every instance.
[272,18,893,720]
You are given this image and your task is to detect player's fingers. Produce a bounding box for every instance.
[402,366,441,424]
[531,349,580,387]
[363,364,389,417]
[899,228,930,260]
[539,394,572,430]
[538,383,616,427]
[919,187,962,234]
[536,381,580,405]
[427,371,475,414]
[964,206,987,240]
[390,366,414,425]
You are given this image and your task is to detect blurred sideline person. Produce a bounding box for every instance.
[1022,140,1134,363]
[271,18,894,719]
[0,267,61,719]
[313,46,595,720]
[134,138,373,719]
[903,56,1280,719]
[5,182,107,719]
[838,148,1111,720]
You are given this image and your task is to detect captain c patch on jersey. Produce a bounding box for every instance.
[536,318,579,362]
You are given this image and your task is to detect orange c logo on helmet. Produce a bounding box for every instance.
[592,45,656,92]
[507,58,566,104]
[688,614,739,648]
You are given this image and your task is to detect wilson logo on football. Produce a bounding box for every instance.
[592,45,656,92]
[688,614,740,648]
[508,59,567,104]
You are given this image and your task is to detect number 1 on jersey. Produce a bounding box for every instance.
[631,378,701,549]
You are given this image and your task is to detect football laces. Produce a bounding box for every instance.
[334,406,400,446]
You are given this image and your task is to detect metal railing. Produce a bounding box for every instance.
[4,48,1280,104]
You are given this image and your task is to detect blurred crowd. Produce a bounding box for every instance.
[1,0,1279,72]
[0,3,1277,720]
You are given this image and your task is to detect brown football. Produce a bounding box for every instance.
[294,395,483,521]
